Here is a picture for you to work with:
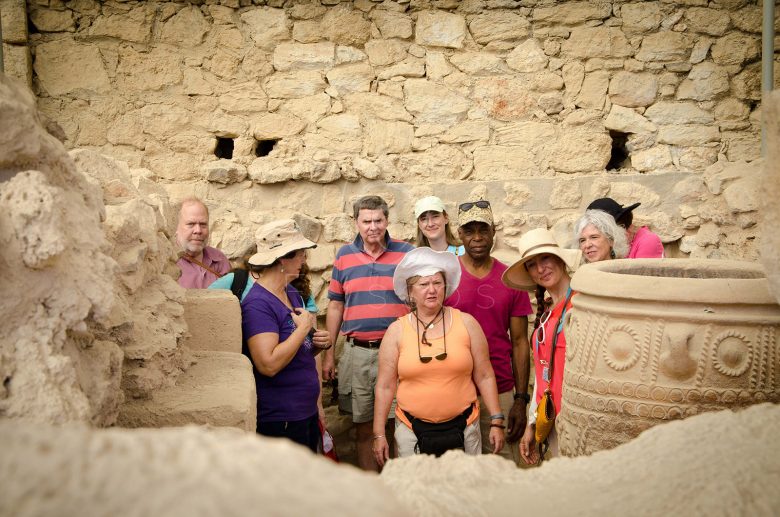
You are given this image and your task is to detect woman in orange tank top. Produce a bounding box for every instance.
[372,247,504,467]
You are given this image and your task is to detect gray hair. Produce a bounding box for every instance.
[573,209,629,259]
[352,195,389,219]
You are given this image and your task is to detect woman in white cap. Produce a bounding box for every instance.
[241,219,331,451]
[413,195,464,255]
[372,247,504,466]
[573,209,629,263]
[502,228,581,464]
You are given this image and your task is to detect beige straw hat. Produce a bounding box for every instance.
[248,219,317,266]
[502,228,582,291]
[392,247,462,302]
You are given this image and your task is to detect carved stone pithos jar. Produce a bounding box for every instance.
[558,259,780,457]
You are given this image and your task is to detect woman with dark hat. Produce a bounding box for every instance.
[372,247,504,466]
[502,228,581,464]
[587,197,664,258]
[573,209,629,263]
[241,219,331,451]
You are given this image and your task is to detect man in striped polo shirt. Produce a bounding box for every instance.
[323,195,413,471]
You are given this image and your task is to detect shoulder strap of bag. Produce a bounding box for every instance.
[231,269,249,300]
[180,254,224,278]
[547,287,573,378]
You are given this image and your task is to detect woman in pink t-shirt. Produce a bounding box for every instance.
[502,228,582,464]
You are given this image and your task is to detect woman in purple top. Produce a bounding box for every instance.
[242,219,331,451]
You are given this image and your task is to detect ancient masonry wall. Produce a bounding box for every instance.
[2,0,778,307]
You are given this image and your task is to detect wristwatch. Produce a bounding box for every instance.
[513,392,531,403]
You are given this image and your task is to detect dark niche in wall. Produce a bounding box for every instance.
[607,130,630,170]
[255,139,278,157]
[214,137,234,159]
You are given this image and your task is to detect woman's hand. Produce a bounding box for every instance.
[290,307,315,334]
[311,329,331,349]
[489,425,505,454]
[519,423,540,465]
[372,435,390,467]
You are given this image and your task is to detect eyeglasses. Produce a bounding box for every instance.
[458,201,491,212]
[415,308,448,363]
[534,310,552,349]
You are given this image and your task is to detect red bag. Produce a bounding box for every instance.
[318,419,339,462]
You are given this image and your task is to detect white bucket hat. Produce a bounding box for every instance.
[393,247,462,302]
[502,228,582,291]
[414,196,446,219]
[248,219,317,266]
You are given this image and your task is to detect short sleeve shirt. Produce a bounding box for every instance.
[176,246,231,289]
[241,283,319,422]
[446,259,533,394]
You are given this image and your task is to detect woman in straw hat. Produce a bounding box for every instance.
[413,195,464,255]
[573,209,629,263]
[241,219,331,452]
[372,247,504,466]
[502,228,582,464]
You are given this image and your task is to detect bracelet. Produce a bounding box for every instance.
[489,413,505,421]
[513,392,530,403]
[490,423,506,429]
[373,435,385,440]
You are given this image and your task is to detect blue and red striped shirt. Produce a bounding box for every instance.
[328,232,413,341]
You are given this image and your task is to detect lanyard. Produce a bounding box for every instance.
[533,287,573,358]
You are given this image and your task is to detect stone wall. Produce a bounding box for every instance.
[4,0,779,302]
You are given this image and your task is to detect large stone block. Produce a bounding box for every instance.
[403,79,470,125]
[363,119,414,156]
[88,6,152,43]
[264,71,327,99]
[506,39,548,73]
[251,112,305,139]
[731,63,761,101]
[620,2,662,33]
[468,11,530,45]
[241,8,289,51]
[645,101,715,125]
[326,62,374,94]
[118,351,256,432]
[472,145,540,179]
[370,10,413,40]
[710,33,761,66]
[609,72,658,108]
[218,83,269,113]
[2,43,31,86]
[34,38,110,96]
[415,11,466,49]
[657,125,721,146]
[636,32,693,62]
[364,39,409,66]
[116,48,182,92]
[321,6,371,46]
[1,0,28,43]
[562,27,632,59]
[631,145,673,171]
[676,62,730,101]
[394,145,468,183]
[533,2,612,25]
[273,42,335,71]
[29,7,75,32]
[160,6,209,47]
[182,290,242,354]
[604,105,657,134]
[549,126,611,173]
[683,7,731,36]
[472,76,537,121]
[575,71,609,110]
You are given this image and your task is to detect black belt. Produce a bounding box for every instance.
[349,338,382,349]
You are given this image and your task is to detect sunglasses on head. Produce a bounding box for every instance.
[459,201,491,212]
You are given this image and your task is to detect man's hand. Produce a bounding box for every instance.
[322,353,336,381]
[506,399,528,443]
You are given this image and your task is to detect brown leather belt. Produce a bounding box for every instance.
[349,338,382,349]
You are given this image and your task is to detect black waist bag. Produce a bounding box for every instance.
[404,405,472,457]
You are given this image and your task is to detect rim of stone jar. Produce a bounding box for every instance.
[570,258,776,305]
